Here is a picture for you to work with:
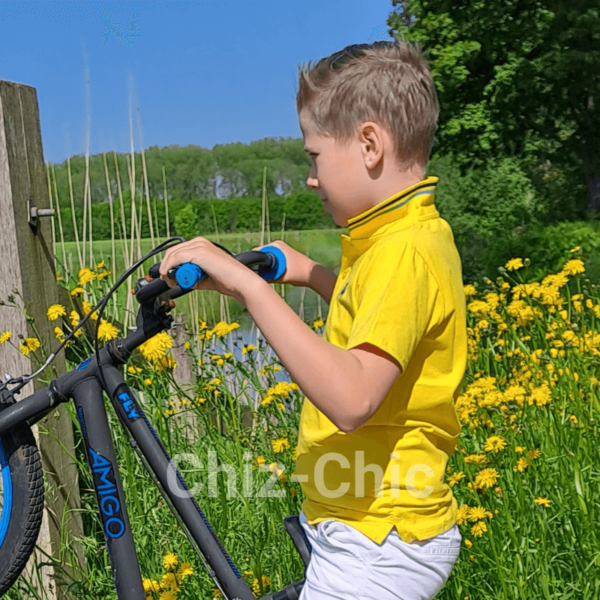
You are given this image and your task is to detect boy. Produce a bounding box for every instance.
[160,40,467,600]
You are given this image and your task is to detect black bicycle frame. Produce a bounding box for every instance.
[0,319,305,599]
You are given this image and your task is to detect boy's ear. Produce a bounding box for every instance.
[359,121,386,170]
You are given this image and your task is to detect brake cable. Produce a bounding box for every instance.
[3,237,235,395]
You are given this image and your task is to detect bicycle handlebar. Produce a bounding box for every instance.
[135,245,287,305]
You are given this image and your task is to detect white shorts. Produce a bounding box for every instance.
[298,511,461,600]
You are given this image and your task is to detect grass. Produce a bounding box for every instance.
[56,228,346,334]
[4,243,600,599]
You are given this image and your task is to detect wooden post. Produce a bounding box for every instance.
[0,80,85,599]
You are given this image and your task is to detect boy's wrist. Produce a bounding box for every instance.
[307,261,338,304]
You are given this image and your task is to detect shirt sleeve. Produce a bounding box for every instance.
[345,241,443,375]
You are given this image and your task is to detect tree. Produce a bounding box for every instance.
[388,0,600,211]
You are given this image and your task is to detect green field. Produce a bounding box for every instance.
[56,229,347,331]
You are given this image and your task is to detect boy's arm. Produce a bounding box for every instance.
[239,276,400,433]
[306,261,338,305]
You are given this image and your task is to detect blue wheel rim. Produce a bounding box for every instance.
[0,438,13,549]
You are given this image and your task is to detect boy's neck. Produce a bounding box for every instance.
[365,168,425,209]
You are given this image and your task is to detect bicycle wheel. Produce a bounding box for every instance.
[0,425,44,596]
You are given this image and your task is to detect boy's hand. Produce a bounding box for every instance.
[252,240,315,287]
[159,237,257,303]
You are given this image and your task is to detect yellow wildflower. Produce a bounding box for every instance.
[474,468,499,488]
[178,562,193,579]
[312,319,324,330]
[534,497,551,508]
[471,521,488,537]
[0,331,11,344]
[98,319,119,342]
[209,321,240,338]
[163,552,178,571]
[70,310,80,327]
[483,435,507,453]
[515,446,525,454]
[142,578,161,593]
[464,539,473,548]
[46,304,66,321]
[19,337,41,356]
[252,574,271,595]
[70,287,85,297]
[514,458,529,472]
[464,454,488,466]
[78,267,96,286]
[527,448,541,460]
[271,438,290,453]
[82,301,98,321]
[242,344,257,354]
[139,332,173,362]
[468,506,491,522]
[505,258,524,271]
[53,326,65,342]
[156,356,178,371]
[448,471,466,487]
[561,259,585,276]
[455,504,470,526]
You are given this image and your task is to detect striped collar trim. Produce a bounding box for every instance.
[346,176,439,239]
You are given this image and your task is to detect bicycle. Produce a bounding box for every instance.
[0,237,312,600]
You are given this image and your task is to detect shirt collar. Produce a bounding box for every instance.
[346,176,439,240]
[338,176,439,269]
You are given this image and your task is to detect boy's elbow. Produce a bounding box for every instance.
[336,400,371,434]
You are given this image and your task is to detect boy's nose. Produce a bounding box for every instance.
[306,175,319,190]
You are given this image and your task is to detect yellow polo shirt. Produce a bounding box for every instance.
[294,176,467,545]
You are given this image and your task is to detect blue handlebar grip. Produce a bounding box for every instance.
[257,245,287,282]
[175,263,206,290]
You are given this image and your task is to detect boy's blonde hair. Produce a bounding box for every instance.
[296,40,439,173]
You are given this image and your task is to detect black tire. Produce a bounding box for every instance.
[0,424,44,597]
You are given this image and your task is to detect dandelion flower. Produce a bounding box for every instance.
[97,319,119,342]
[505,258,524,271]
[69,310,80,327]
[464,454,488,466]
[178,562,193,579]
[312,319,324,330]
[252,574,271,595]
[82,301,98,321]
[139,332,173,362]
[456,504,470,526]
[70,287,85,297]
[534,497,551,508]
[470,521,488,537]
[527,448,541,460]
[468,506,488,522]
[448,472,466,487]
[0,331,11,344]
[242,344,257,354]
[19,337,40,356]
[483,435,507,453]
[562,259,585,276]
[271,438,290,453]
[46,304,66,321]
[474,468,499,488]
[78,267,96,286]
[156,356,177,371]
[514,458,529,472]
[464,539,473,548]
[163,552,178,570]
[515,446,525,454]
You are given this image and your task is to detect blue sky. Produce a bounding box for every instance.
[0,1,396,164]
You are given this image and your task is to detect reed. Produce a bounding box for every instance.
[50,165,68,278]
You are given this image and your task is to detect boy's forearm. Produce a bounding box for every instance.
[240,276,367,433]
[306,261,338,305]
